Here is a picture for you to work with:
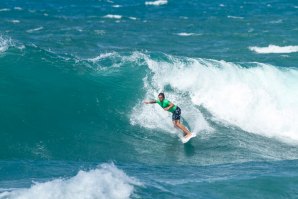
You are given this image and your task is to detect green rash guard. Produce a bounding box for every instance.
[156,99,177,113]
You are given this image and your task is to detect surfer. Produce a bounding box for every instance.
[144,93,192,139]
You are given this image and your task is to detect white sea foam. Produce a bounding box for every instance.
[0,163,141,199]
[145,0,168,6]
[248,28,254,33]
[129,17,137,20]
[14,7,23,10]
[87,52,118,62]
[269,19,283,24]
[9,20,20,24]
[127,53,298,143]
[0,36,24,51]
[94,29,106,35]
[103,14,122,19]
[176,32,201,37]
[0,36,11,53]
[227,16,244,19]
[112,5,122,8]
[26,27,44,33]
[249,45,298,54]
[0,8,10,12]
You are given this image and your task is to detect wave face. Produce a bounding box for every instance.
[0,163,140,199]
[1,45,298,162]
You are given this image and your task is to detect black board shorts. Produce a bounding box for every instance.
[172,106,181,121]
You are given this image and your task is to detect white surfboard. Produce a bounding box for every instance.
[180,133,196,144]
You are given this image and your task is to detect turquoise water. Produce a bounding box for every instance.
[1,0,298,198]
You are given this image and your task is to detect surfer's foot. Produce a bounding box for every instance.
[184,133,192,139]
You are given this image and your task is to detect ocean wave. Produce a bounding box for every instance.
[249,45,298,54]
[0,163,141,199]
[84,52,298,143]
[145,0,168,6]
[124,52,298,143]
[7,48,298,143]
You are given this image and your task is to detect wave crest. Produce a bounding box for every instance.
[0,163,141,199]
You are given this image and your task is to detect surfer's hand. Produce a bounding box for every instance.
[144,101,149,104]
[164,107,169,111]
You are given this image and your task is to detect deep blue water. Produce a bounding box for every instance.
[0,0,298,198]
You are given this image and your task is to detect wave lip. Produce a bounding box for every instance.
[249,45,298,54]
[0,163,141,199]
[145,0,168,6]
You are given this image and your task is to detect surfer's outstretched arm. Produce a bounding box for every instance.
[144,100,156,104]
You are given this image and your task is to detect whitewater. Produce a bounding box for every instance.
[0,164,141,199]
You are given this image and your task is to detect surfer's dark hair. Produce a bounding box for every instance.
[158,93,165,98]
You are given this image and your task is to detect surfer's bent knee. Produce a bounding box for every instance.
[173,120,179,127]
